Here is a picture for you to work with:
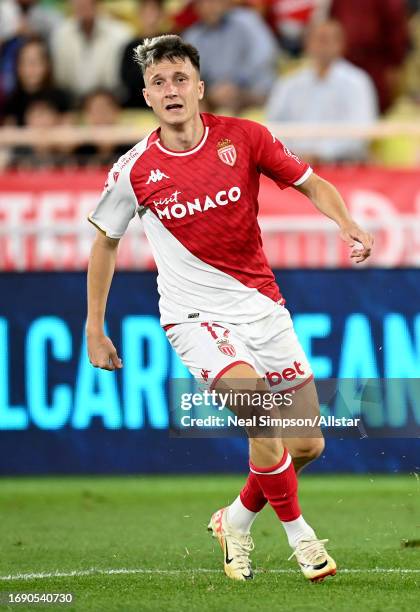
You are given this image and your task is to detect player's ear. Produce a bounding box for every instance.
[143,88,152,107]
[198,80,204,101]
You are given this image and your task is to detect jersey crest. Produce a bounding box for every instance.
[217,138,237,167]
[217,339,236,357]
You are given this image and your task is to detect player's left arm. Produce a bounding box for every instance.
[294,173,374,263]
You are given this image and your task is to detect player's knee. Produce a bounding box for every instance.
[249,437,283,467]
[291,437,325,461]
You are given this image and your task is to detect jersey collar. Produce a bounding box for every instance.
[154,114,210,157]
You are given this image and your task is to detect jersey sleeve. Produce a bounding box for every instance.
[250,121,312,189]
[88,163,139,239]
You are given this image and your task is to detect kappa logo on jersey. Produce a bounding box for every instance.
[154,187,241,220]
[217,138,237,167]
[217,339,236,357]
[146,169,170,184]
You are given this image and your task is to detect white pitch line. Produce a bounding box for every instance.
[1,568,419,581]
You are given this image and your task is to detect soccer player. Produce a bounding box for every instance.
[86,35,373,582]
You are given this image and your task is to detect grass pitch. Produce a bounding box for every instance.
[0,475,419,611]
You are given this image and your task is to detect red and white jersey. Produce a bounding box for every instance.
[89,113,312,326]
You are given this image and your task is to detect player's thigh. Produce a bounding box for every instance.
[249,307,322,441]
[216,360,286,450]
[166,321,283,451]
[250,307,314,394]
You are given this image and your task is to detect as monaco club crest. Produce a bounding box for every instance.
[217,138,237,167]
[217,339,236,357]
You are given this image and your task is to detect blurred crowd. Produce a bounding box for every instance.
[0,0,419,168]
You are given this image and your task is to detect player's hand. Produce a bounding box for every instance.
[339,222,374,264]
[87,333,123,371]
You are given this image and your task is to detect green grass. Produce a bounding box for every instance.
[0,475,419,611]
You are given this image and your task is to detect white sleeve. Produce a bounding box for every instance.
[88,164,139,239]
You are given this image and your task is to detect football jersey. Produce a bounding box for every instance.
[88,113,312,326]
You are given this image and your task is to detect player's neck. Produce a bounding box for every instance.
[159,114,204,152]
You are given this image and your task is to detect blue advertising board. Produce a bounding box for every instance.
[0,270,419,474]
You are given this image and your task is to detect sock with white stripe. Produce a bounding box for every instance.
[250,447,315,547]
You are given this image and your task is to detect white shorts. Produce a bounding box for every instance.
[165,307,313,393]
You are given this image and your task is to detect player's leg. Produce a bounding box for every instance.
[282,379,325,473]
[242,309,336,580]
[166,321,334,581]
[207,365,267,580]
[230,380,324,531]
[166,322,264,580]
[211,363,335,582]
[247,307,324,473]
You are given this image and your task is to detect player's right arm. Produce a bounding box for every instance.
[85,153,140,370]
[86,230,122,371]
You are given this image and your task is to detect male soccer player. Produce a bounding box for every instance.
[86,35,373,582]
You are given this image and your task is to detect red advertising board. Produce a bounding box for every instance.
[0,166,419,270]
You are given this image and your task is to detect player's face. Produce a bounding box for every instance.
[143,57,204,126]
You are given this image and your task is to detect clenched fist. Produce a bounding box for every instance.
[87,333,122,371]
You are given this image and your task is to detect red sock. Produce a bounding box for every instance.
[239,471,267,512]
[249,447,301,522]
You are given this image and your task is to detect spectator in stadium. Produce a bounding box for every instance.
[266,20,378,163]
[172,0,262,33]
[50,0,132,101]
[330,0,409,112]
[260,0,330,55]
[73,89,129,166]
[183,0,279,112]
[0,0,62,43]
[0,0,63,106]
[7,97,66,168]
[120,0,168,108]
[3,36,73,126]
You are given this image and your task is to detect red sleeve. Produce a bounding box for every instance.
[248,120,312,190]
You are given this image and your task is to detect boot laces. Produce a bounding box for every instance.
[288,538,329,564]
[227,532,254,570]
